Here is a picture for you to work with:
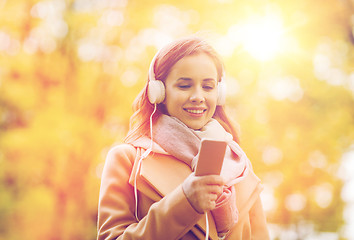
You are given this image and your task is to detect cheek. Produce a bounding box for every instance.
[208,94,218,114]
[209,92,218,106]
[165,89,186,105]
[164,92,182,114]
[210,104,217,116]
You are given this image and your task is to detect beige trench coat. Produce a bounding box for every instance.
[97,143,270,240]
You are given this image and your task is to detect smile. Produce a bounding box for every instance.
[184,109,206,114]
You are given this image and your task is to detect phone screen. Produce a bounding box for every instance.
[195,139,227,176]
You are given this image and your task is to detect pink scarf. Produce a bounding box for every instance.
[152,115,250,234]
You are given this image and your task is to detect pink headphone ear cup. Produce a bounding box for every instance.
[148,80,165,104]
[217,81,226,105]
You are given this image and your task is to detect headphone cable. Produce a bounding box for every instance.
[134,103,157,221]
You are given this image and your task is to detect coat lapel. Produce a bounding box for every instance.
[140,152,191,196]
[129,150,218,240]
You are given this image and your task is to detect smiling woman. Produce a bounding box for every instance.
[97,36,270,240]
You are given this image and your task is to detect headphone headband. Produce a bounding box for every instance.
[148,49,160,84]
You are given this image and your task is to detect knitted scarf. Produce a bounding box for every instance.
[153,114,249,186]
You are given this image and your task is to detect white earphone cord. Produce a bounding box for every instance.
[205,212,209,240]
[134,104,157,221]
[134,104,211,240]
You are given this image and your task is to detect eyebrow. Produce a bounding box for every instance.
[176,77,192,81]
[176,77,217,82]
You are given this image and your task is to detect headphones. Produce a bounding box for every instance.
[147,51,226,105]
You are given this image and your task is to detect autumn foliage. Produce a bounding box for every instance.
[0,0,354,239]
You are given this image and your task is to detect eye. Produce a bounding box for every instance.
[178,84,191,89]
[203,84,215,90]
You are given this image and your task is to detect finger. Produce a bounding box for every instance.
[208,185,224,196]
[210,193,218,202]
[208,198,216,210]
[198,175,225,187]
[206,175,225,186]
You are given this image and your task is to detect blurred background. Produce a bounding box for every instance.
[0,0,354,239]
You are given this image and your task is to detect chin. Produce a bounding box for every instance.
[186,122,205,130]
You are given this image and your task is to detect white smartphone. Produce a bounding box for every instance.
[195,139,227,176]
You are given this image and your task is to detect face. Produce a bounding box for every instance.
[163,53,218,130]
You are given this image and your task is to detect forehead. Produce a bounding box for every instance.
[168,53,218,78]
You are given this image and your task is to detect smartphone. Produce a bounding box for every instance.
[195,139,227,176]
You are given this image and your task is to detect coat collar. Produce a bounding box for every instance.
[130,136,169,155]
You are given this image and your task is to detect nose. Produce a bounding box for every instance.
[189,87,205,103]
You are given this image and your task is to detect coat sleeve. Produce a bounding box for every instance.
[97,144,203,240]
[249,196,270,240]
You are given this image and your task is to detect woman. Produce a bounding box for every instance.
[97,36,269,240]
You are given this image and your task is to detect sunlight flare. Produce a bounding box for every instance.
[228,14,286,61]
[242,15,285,61]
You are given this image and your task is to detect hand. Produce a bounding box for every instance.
[182,172,225,214]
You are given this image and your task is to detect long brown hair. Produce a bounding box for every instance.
[125,36,240,144]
